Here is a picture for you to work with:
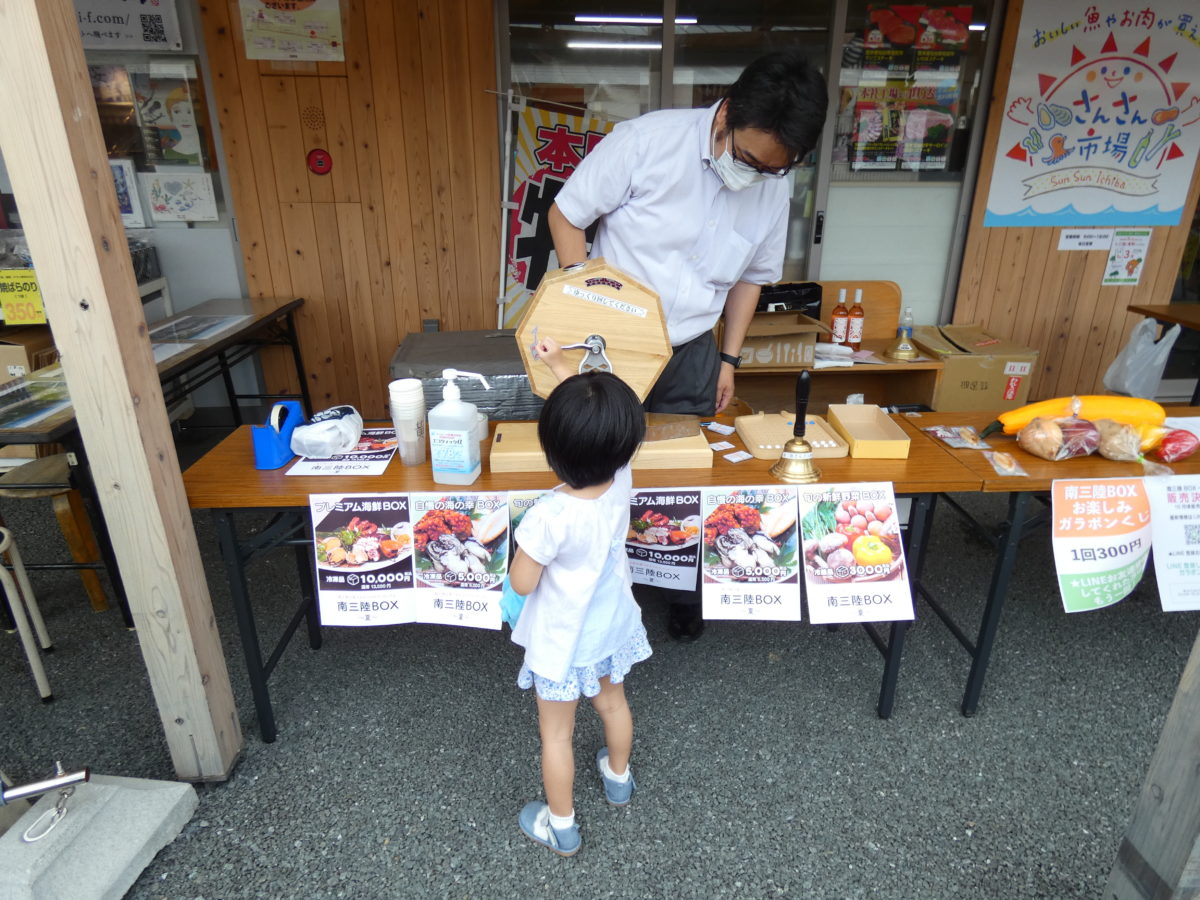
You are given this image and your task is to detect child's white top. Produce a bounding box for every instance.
[511,465,642,683]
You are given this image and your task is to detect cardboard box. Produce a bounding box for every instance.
[911,324,1038,412]
[0,326,58,379]
[736,312,830,368]
[826,404,911,458]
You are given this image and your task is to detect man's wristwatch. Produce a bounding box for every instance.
[719,352,742,369]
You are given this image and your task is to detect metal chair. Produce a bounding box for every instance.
[0,526,53,702]
[0,454,108,613]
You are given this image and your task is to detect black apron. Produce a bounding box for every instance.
[642,331,720,416]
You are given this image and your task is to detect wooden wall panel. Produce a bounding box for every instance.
[200,0,500,419]
[954,0,1200,401]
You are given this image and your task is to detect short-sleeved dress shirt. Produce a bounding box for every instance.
[554,101,790,346]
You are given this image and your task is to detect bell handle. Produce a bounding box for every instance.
[794,370,810,438]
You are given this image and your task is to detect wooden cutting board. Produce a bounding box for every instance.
[489,422,713,473]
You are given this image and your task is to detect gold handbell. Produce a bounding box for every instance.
[883,333,919,361]
[769,435,821,483]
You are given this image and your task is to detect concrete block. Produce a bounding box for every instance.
[0,775,198,900]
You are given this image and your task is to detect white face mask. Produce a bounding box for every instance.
[711,133,771,191]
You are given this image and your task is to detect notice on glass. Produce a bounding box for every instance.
[76,0,183,51]
[288,428,398,476]
[1050,478,1151,613]
[1144,474,1200,612]
[240,0,345,61]
[409,493,508,630]
[309,493,415,626]
[1102,228,1152,286]
[700,486,801,621]
[0,270,46,326]
[798,483,913,625]
[626,489,702,592]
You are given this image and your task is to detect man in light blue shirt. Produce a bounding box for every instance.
[549,50,827,640]
[550,50,827,419]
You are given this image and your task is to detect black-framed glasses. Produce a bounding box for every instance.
[730,132,798,177]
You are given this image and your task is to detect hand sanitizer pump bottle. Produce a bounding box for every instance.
[429,369,490,485]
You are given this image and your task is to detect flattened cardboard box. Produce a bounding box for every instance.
[911,324,1038,412]
[735,312,830,368]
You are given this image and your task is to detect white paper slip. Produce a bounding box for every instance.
[705,422,736,435]
[709,441,735,451]
[723,450,753,463]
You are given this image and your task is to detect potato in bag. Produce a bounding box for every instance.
[1094,418,1141,462]
[1017,417,1099,460]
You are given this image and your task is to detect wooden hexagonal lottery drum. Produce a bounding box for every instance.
[515,258,671,401]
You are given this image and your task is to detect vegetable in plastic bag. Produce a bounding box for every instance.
[1094,419,1141,462]
[1017,417,1100,461]
[1156,429,1199,463]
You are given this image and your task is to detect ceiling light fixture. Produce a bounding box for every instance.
[968,23,987,31]
[574,15,697,24]
[567,40,663,49]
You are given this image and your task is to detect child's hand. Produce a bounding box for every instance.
[535,336,574,382]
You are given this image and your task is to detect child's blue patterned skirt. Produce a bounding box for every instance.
[518,627,652,701]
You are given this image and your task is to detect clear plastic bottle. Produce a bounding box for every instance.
[830,289,850,345]
[428,369,490,485]
[899,306,914,340]
[847,289,865,351]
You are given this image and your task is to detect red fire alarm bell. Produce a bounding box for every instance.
[307,148,333,175]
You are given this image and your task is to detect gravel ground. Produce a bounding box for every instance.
[1,485,1195,899]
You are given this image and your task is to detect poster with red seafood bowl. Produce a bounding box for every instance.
[309,494,415,626]
[700,486,802,621]
[799,483,914,625]
[626,489,702,591]
[409,492,509,630]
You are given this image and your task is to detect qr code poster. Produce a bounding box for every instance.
[76,0,183,52]
[1143,474,1200,613]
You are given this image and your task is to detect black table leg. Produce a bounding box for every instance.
[218,351,243,427]
[875,493,933,719]
[961,490,1031,717]
[294,543,322,650]
[214,509,277,742]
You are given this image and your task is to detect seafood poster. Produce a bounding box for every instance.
[309,494,415,627]
[626,490,702,591]
[984,2,1200,226]
[863,5,971,77]
[700,487,802,622]
[799,483,914,625]
[1051,478,1151,613]
[409,493,509,630]
[1144,474,1200,612]
[288,428,398,476]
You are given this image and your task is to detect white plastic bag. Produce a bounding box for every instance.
[1102,318,1181,398]
[290,405,363,457]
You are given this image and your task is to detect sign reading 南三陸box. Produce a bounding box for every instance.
[1050,478,1152,612]
[700,486,802,621]
[502,104,616,327]
[985,2,1200,227]
[626,489,702,592]
[1143,473,1200,612]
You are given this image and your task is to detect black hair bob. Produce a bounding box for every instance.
[537,371,646,490]
[724,49,829,164]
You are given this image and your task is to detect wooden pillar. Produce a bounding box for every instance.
[1107,628,1200,898]
[0,0,241,780]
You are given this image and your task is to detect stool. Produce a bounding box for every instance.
[0,454,108,613]
[0,526,53,702]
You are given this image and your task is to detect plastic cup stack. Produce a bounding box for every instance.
[388,378,427,466]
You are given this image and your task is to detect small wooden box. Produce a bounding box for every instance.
[826,404,911,459]
[489,422,712,473]
[733,412,848,459]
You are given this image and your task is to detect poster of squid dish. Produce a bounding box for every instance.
[797,483,914,625]
[984,1,1200,226]
[700,486,802,621]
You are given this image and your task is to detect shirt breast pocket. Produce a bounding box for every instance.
[705,231,755,289]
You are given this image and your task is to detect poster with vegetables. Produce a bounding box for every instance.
[409,493,509,630]
[626,489,702,591]
[700,487,801,621]
[799,484,913,625]
[1050,478,1151,613]
[309,494,415,627]
[1144,474,1200,612]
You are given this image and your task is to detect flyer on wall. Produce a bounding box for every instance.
[288,428,398,476]
[798,483,913,625]
[1143,474,1200,612]
[309,493,415,626]
[626,489,702,591]
[1050,478,1151,612]
[699,486,801,621]
[409,493,508,630]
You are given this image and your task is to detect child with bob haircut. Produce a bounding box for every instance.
[508,336,652,857]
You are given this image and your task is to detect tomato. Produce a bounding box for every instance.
[850,514,867,530]
[875,504,892,522]
[858,501,874,514]
[836,523,866,542]
[867,520,884,536]
[852,534,894,567]
[835,508,851,524]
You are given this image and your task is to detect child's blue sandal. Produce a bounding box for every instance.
[596,748,635,806]
[518,802,581,856]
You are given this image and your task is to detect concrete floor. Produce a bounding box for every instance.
[0,440,1196,898]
